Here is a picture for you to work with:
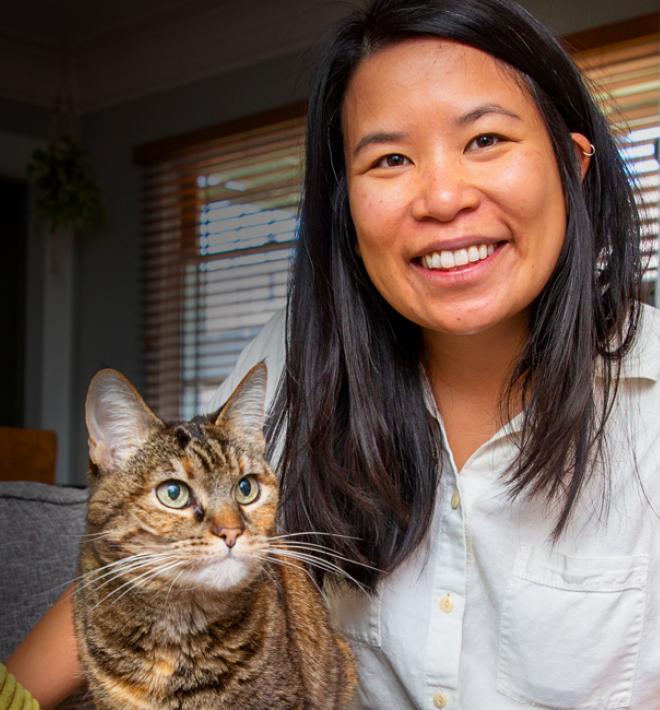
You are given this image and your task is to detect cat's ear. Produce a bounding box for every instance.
[85,369,162,472]
[215,362,267,452]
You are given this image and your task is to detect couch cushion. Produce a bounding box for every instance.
[0,481,89,662]
[0,481,92,708]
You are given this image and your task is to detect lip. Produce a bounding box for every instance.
[412,236,505,260]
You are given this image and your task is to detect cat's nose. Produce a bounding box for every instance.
[212,526,243,548]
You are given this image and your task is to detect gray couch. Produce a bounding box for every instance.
[0,481,92,708]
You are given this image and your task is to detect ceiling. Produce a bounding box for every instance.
[0,0,232,46]
[0,0,357,113]
[0,0,656,115]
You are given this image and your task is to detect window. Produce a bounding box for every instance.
[138,16,659,420]
[137,107,305,420]
[570,14,660,303]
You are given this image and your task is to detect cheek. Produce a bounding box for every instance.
[494,154,567,255]
[244,497,277,534]
[349,184,400,250]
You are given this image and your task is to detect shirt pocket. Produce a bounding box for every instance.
[325,582,382,648]
[496,546,648,710]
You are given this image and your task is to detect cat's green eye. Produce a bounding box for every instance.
[235,476,260,505]
[156,480,192,509]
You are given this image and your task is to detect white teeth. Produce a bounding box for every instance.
[421,243,497,271]
[454,249,469,266]
[440,251,455,269]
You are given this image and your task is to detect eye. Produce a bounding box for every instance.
[156,480,192,509]
[373,153,410,169]
[466,134,503,151]
[234,476,260,505]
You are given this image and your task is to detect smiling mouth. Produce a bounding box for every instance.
[416,242,504,271]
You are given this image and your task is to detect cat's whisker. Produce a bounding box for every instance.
[90,558,188,611]
[267,538,348,555]
[268,549,369,594]
[267,531,361,542]
[79,553,185,595]
[111,559,189,607]
[256,553,325,597]
[272,540,350,554]
[77,551,177,586]
[272,549,357,580]
[269,542,382,573]
[84,550,170,573]
[73,553,162,590]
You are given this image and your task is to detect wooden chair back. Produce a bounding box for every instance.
[0,427,57,484]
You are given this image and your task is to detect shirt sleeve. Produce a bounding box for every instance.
[203,308,286,415]
[0,663,40,709]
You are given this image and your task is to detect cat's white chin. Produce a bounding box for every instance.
[179,556,259,592]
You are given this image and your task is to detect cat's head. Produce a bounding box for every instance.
[84,363,277,593]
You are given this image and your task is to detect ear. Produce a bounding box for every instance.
[85,369,162,472]
[570,132,594,181]
[215,362,267,452]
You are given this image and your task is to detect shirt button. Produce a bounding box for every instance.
[433,691,448,708]
[450,489,460,509]
[438,593,454,613]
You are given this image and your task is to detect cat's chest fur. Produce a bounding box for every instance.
[79,569,308,709]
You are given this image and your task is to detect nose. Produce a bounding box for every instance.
[411,160,481,223]
[211,526,243,548]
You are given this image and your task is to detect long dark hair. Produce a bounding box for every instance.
[268,0,642,591]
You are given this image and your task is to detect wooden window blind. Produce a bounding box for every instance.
[572,19,660,300]
[138,17,659,420]
[138,111,305,420]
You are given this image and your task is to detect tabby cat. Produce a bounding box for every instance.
[75,363,357,709]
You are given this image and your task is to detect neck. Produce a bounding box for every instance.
[421,314,529,465]
[423,317,527,399]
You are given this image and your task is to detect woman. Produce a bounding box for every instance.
[7,0,658,707]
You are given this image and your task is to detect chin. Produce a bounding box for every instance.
[417,303,528,339]
[177,555,260,592]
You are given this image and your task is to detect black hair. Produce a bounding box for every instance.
[268,0,642,591]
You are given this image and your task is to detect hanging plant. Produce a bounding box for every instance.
[27,135,105,233]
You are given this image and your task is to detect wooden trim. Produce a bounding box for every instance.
[564,12,659,53]
[134,100,306,164]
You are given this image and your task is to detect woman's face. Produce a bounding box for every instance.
[342,39,575,341]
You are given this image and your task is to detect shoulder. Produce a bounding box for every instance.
[205,309,286,413]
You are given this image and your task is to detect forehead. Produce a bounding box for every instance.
[341,38,540,144]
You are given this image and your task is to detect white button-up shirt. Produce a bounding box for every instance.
[208,304,660,709]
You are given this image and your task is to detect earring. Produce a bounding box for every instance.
[582,144,596,157]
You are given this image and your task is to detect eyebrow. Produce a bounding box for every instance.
[352,131,407,157]
[456,103,522,125]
